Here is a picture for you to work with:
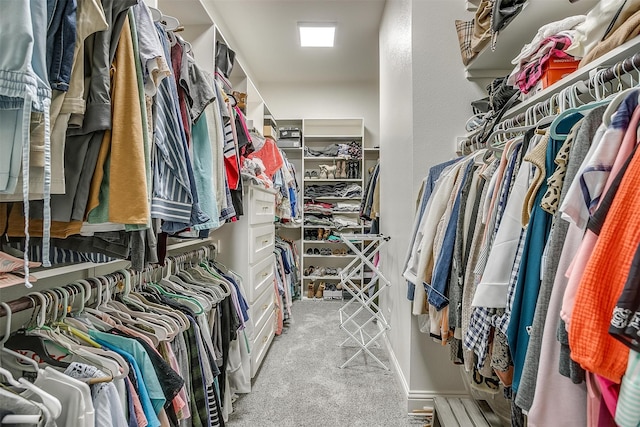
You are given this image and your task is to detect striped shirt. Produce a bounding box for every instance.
[151,24,195,227]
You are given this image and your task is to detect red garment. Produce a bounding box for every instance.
[246,137,284,178]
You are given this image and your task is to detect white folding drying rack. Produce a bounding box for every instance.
[338,233,391,370]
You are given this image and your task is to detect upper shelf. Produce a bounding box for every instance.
[504,35,640,119]
[157,0,214,25]
[303,118,364,138]
[464,0,599,79]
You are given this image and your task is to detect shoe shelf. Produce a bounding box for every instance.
[303,156,351,161]
[303,197,362,200]
[302,224,362,228]
[302,240,361,244]
[303,254,357,258]
[304,179,362,183]
[303,275,358,280]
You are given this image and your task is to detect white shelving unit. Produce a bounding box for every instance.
[299,118,377,300]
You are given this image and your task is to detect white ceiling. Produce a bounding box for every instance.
[211,0,386,85]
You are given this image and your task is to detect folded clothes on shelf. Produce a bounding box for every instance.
[305,183,362,198]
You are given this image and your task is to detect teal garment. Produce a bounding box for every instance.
[88,330,166,415]
[192,114,220,231]
[508,112,584,393]
[90,337,160,427]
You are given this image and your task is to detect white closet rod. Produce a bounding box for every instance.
[465,52,640,150]
[0,244,217,319]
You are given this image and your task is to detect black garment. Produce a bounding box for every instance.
[111,330,184,401]
[111,329,183,426]
[610,243,640,351]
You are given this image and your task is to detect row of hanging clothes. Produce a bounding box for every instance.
[0,0,259,280]
[0,245,251,427]
[359,161,380,234]
[273,236,299,311]
[404,53,640,427]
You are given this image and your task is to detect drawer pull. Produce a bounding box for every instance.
[261,272,268,278]
[262,304,268,310]
[263,335,269,343]
[262,206,269,211]
[262,239,269,244]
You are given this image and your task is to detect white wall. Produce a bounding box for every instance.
[260,82,380,149]
[378,0,414,405]
[379,0,487,411]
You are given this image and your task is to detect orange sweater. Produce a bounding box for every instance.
[568,148,640,383]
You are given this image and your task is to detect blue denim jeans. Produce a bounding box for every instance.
[47,0,77,91]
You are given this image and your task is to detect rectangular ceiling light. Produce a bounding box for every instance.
[299,23,335,47]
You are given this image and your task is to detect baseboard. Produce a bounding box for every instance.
[407,390,469,412]
[380,328,410,397]
[379,324,468,414]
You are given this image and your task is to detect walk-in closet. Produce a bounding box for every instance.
[2,0,640,426]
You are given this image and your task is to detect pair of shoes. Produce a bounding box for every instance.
[318,165,328,179]
[315,282,325,298]
[307,282,315,298]
[337,160,347,179]
[319,248,332,255]
[317,228,330,240]
[332,248,348,255]
[303,266,315,276]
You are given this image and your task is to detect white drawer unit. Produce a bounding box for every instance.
[250,310,276,378]
[250,281,276,337]
[212,182,278,381]
[249,185,276,225]
[248,254,276,304]
[249,223,275,264]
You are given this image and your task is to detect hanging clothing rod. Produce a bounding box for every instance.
[506,52,640,126]
[0,244,217,318]
[465,51,640,151]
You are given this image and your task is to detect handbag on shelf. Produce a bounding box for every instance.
[472,0,494,52]
[487,75,520,111]
[491,0,526,34]
[455,0,494,66]
[470,74,519,115]
[475,90,521,146]
[455,19,477,66]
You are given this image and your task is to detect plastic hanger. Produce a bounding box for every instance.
[4,293,70,369]
[0,303,62,419]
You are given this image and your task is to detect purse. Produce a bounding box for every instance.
[487,76,519,111]
[491,0,526,35]
[472,0,494,53]
[455,19,477,66]
[475,90,521,145]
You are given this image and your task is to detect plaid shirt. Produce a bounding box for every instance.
[515,35,573,94]
[463,146,523,367]
[496,228,527,335]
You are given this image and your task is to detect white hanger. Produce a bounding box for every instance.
[0,303,62,420]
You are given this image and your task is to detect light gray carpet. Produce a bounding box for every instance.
[227,300,413,426]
